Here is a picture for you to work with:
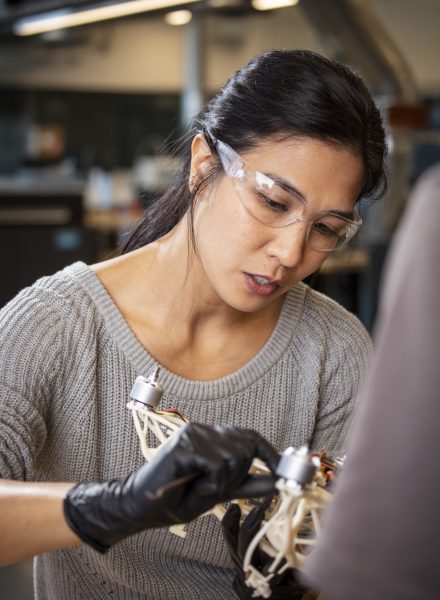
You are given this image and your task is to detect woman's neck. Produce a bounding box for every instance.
[92,220,285,379]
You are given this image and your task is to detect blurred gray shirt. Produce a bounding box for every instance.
[302,163,440,600]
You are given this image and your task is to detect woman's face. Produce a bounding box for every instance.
[191,135,364,314]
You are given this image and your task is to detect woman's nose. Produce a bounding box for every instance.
[266,219,308,268]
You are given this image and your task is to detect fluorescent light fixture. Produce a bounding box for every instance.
[164,9,192,24]
[14,0,202,36]
[252,0,299,11]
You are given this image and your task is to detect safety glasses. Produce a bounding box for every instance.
[209,135,362,252]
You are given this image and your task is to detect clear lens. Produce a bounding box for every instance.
[215,137,361,252]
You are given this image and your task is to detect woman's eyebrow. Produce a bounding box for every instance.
[265,172,306,201]
[265,171,356,220]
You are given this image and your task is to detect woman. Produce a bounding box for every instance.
[0,49,387,599]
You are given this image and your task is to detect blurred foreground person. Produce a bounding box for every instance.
[302,164,440,600]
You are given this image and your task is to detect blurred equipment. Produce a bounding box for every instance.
[0,175,98,307]
[26,123,65,162]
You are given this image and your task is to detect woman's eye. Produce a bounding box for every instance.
[313,222,339,237]
[258,193,288,213]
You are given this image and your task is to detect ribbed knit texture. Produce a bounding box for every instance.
[0,261,372,599]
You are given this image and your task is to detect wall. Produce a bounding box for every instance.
[372,0,440,95]
[0,17,186,91]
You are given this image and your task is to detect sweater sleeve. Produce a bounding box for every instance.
[310,310,373,454]
[0,285,63,481]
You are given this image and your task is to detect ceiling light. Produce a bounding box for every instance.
[14,0,203,36]
[164,9,192,25]
[252,0,299,11]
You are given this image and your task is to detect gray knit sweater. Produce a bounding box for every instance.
[0,262,371,600]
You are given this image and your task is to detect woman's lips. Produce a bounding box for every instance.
[244,273,280,296]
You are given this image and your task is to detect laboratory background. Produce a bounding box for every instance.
[0,0,439,597]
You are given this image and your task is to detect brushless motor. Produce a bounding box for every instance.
[276,445,320,488]
[129,369,163,409]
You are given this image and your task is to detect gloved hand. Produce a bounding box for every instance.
[222,503,308,599]
[64,422,279,553]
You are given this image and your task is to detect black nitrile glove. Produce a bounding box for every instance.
[222,503,308,599]
[64,422,279,553]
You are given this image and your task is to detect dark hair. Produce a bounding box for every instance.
[122,49,387,253]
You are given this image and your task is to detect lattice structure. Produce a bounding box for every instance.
[127,370,189,461]
[242,447,341,598]
[127,372,342,593]
[126,371,273,524]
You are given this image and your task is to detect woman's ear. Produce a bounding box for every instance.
[189,134,213,190]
